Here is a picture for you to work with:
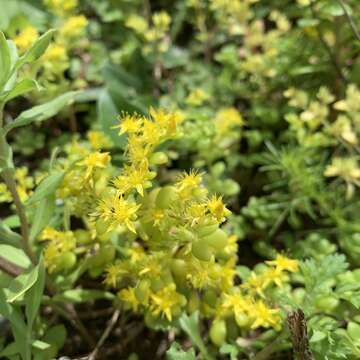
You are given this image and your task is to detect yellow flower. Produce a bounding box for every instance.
[125,14,148,34]
[324,157,360,182]
[150,284,184,321]
[214,107,244,136]
[97,192,141,233]
[87,130,112,150]
[104,263,127,287]
[207,195,231,223]
[79,151,111,178]
[118,288,140,312]
[266,254,299,273]
[113,162,154,196]
[60,15,88,38]
[43,44,68,62]
[14,26,39,52]
[251,301,280,329]
[113,113,143,135]
[176,170,204,190]
[152,11,171,32]
[44,0,78,15]
[241,272,267,297]
[186,88,210,106]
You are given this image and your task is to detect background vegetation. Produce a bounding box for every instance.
[0,0,360,359]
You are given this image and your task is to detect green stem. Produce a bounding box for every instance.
[1,169,36,264]
[252,330,288,360]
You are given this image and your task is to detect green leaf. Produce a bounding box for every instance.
[25,256,45,328]
[0,289,28,359]
[3,79,40,102]
[6,264,39,303]
[0,244,31,268]
[179,312,213,360]
[0,221,22,247]
[42,324,66,350]
[0,0,19,30]
[166,342,196,360]
[97,89,126,147]
[52,289,115,303]
[4,91,78,133]
[310,330,327,343]
[0,341,17,357]
[301,254,348,294]
[29,194,55,242]
[219,344,240,360]
[0,31,11,88]
[16,29,56,68]
[26,171,64,205]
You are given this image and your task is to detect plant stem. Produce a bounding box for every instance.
[337,0,360,42]
[88,309,120,360]
[1,169,36,264]
[252,330,288,360]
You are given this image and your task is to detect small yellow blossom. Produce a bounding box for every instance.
[87,130,112,150]
[118,288,140,312]
[266,254,299,273]
[79,151,111,178]
[251,300,280,329]
[125,14,148,34]
[113,113,143,135]
[43,44,67,62]
[207,195,231,223]
[186,88,210,106]
[150,284,184,321]
[44,0,78,15]
[14,26,39,52]
[60,15,88,38]
[97,192,141,233]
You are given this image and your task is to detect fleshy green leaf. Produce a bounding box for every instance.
[166,342,196,360]
[179,312,213,360]
[52,289,115,303]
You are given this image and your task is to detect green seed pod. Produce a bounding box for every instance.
[151,277,165,292]
[195,224,219,238]
[187,292,200,313]
[235,312,250,327]
[192,239,213,261]
[135,279,151,302]
[74,229,92,244]
[204,289,218,308]
[292,288,306,304]
[56,252,76,272]
[171,258,188,279]
[91,246,116,267]
[347,322,360,341]
[140,187,161,207]
[315,296,339,311]
[155,186,178,209]
[149,151,168,165]
[209,319,227,346]
[95,218,110,236]
[204,229,228,251]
